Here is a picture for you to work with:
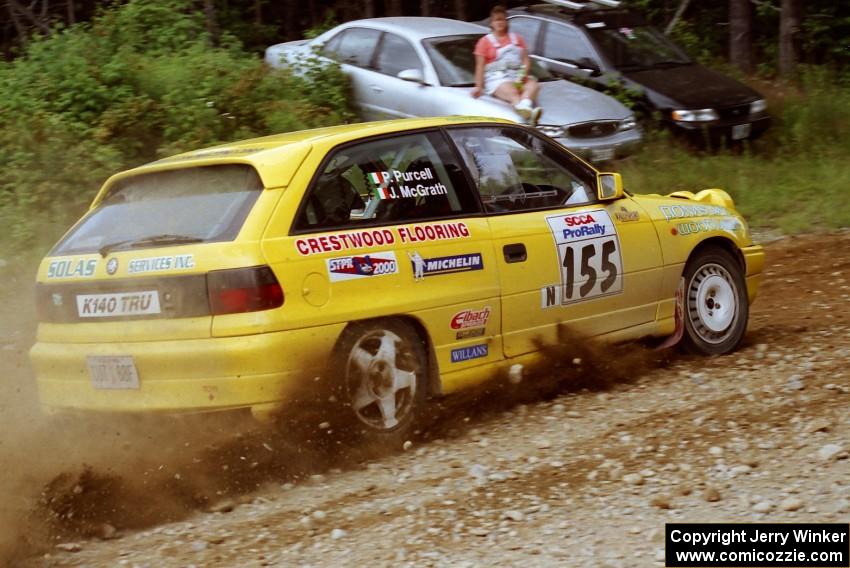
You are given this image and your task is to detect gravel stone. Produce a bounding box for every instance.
[819,444,843,461]
[780,497,804,512]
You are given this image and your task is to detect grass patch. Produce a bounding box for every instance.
[619,136,850,233]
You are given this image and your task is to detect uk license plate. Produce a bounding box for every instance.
[87,356,140,390]
[732,123,751,140]
[76,290,161,318]
[590,147,615,162]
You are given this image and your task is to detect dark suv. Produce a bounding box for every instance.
[502,2,771,145]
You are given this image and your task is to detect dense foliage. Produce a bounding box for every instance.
[0,0,847,263]
[0,0,354,257]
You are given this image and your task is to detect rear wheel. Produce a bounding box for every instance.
[334,319,427,443]
[681,247,749,355]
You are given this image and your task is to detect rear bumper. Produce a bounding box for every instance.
[30,324,344,415]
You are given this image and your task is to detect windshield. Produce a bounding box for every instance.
[588,25,691,71]
[52,164,263,255]
[423,35,553,87]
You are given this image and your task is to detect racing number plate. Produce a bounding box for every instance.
[544,209,624,307]
[87,356,140,390]
[731,123,751,140]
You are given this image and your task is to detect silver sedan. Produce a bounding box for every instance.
[265,17,642,162]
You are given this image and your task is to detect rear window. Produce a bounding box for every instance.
[52,164,263,256]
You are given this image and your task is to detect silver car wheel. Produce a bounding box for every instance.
[687,263,739,345]
[346,328,419,431]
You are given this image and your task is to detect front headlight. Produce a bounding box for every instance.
[671,108,719,122]
[619,115,637,131]
[537,125,564,137]
[750,99,767,114]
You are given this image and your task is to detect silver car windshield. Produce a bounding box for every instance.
[423,35,553,87]
[588,25,691,71]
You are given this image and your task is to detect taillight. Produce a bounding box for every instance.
[207,266,283,315]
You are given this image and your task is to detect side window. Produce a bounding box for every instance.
[542,23,597,64]
[295,132,479,232]
[507,17,543,51]
[375,33,424,77]
[447,127,596,214]
[321,27,381,68]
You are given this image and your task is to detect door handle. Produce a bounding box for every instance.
[370,85,384,93]
[503,243,527,263]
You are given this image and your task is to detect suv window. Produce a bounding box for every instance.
[447,127,596,213]
[295,132,478,232]
[322,27,381,68]
[542,22,597,64]
[375,33,423,77]
[52,165,263,255]
[507,17,543,50]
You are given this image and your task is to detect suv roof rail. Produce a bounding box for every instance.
[540,0,621,10]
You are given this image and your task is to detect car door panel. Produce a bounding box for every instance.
[447,126,663,358]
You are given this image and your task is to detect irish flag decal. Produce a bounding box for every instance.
[368,171,392,200]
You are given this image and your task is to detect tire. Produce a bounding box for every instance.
[333,319,428,443]
[681,247,749,355]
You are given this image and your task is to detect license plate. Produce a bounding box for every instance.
[590,147,615,162]
[87,356,140,390]
[76,290,161,318]
[732,123,751,140]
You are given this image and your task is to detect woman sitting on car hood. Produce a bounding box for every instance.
[472,4,543,126]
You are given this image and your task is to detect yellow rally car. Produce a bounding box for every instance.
[30,117,764,438]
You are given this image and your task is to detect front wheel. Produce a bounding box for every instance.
[681,247,749,355]
[334,319,427,443]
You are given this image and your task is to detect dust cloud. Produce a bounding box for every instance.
[1,277,678,568]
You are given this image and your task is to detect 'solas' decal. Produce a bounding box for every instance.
[47,259,97,279]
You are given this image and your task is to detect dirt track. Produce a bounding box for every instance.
[2,231,850,567]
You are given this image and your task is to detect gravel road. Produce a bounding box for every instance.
[3,231,849,567]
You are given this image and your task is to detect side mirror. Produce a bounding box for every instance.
[577,57,602,77]
[597,172,624,201]
[397,68,426,84]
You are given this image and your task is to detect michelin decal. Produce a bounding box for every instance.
[409,252,483,280]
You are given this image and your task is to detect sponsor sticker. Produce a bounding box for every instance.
[544,210,623,307]
[409,252,483,280]
[76,291,161,318]
[451,307,491,330]
[456,328,486,339]
[294,222,472,256]
[451,306,491,340]
[106,258,119,275]
[672,217,742,236]
[128,254,195,274]
[366,167,448,201]
[614,206,640,222]
[450,344,489,363]
[326,252,398,282]
[659,204,729,222]
[47,258,97,279]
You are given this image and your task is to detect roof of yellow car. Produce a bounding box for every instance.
[94,116,512,203]
[155,116,511,162]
